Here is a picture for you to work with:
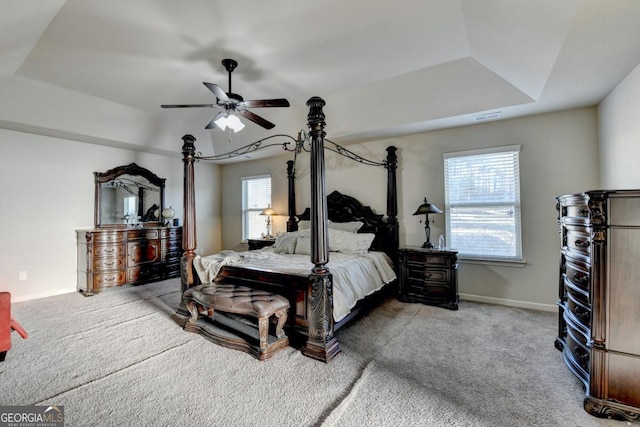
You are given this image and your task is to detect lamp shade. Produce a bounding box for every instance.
[260,206,276,216]
[161,206,175,220]
[413,198,442,215]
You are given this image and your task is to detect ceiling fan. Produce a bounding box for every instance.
[161,58,290,130]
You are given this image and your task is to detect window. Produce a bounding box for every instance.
[242,175,271,240]
[443,145,522,262]
[123,196,137,218]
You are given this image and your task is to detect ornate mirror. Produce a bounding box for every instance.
[94,163,165,227]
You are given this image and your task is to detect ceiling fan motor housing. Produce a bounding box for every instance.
[222,58,238,73]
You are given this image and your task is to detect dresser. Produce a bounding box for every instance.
[77,226,182,295]
[556,190,640,421]
[398,247,458,310]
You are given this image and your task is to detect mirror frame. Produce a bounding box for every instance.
[94,163,165,228]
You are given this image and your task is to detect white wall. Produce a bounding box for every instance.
[220,107,599,310]
[0,129,221,302]
[599,61,640,189]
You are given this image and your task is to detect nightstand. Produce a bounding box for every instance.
[398,247,459,310]
[247,238,276,250]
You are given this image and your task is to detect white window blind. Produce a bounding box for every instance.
[443,145,522,261]
[242,175,271,240]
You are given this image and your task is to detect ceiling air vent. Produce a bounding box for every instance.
[473,111,502,122]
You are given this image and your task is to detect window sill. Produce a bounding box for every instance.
[458,257,526,268]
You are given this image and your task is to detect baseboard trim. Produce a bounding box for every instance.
[459,293,556,312]
[12,289,75,303]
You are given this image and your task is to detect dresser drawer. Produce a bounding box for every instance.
[161,228,182,239]
[565,323,590,374]
[162,250,182,262]
[93,256,125,271]
[564,256,590,293]
[93,271,127,287]
[566,290,590,329]
[564,225,591,258]
[128,265,161,282]
[557,194,590,223]
[163,262,181,277]
[93,244,125,258]
[127,229,159,240]
[161,239,181,252]
[92,231,125,243]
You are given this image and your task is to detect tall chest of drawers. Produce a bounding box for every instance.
[77,226,182,295]
[556,190,640,421]
[398,247,459,310]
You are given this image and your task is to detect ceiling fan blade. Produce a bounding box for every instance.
[242,98,290,108]
[161,104,217,108]
[237,110,275,129]
[203,82,229,102]
[205,111,226,130]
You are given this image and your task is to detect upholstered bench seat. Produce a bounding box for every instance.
[183,283,289,360]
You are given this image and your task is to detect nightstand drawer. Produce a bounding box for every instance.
[405,252,452,267]
[407,266,450,284]
[407,279,449,297]
[247,239,276,250]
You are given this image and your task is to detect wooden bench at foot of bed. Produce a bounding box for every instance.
[183,283,290,361]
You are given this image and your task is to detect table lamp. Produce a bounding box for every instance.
[259,205,277,239]
[413,198,442,248]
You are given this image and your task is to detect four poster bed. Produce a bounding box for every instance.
[178,97,399,362]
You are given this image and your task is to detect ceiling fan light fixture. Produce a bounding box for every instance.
[214,113,245,133]
[226,114,245,132]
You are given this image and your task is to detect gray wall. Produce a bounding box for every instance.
[599,61,640,188]
[220,107,599,311]
[0,129,221,302]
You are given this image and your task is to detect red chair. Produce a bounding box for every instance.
[1,292,28,362]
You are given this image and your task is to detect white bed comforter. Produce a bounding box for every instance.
[193,249,396,322]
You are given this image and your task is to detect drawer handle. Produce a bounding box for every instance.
[574,347,589,363]
[104,261,115,266]
[574,239,590,248]
[574,308,590,323]
[578,208,588,216]
[105,277,116,282]
[572,273,588,285]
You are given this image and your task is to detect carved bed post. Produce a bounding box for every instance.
[180,134,198,294]
[385,146,399,266]
[286,160,298,232]
[301,97,340,362]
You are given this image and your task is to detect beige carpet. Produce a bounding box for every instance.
[0,279,630,426]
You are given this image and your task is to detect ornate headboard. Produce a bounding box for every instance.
[295,190,395,261]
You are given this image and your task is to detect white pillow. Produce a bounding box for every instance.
[294,236,311,255]
[273,233,298,254]
[275,231,296,246]
[297,220,310,230]
[328,229,375,254]
[329,220,363,233]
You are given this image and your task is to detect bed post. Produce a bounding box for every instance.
[286,160,298,232]
[301,97,340,362]
[180,134,198,294]
[385,146,399,266]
